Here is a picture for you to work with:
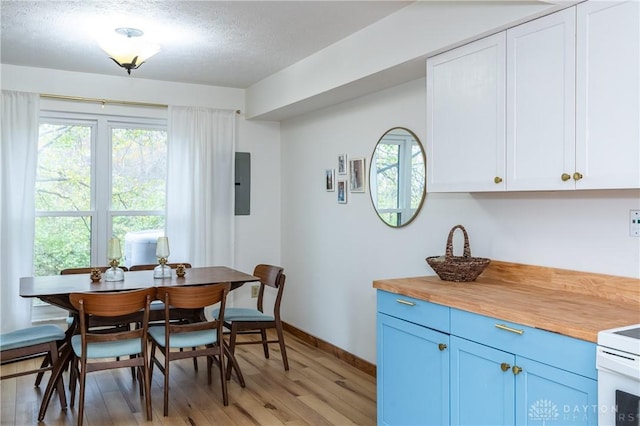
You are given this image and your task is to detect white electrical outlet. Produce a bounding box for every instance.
[630,210,640,237]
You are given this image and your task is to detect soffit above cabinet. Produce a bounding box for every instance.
[245,1,574,121]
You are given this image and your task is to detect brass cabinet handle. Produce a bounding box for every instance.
[500,362,511,372]
[573,172,583,181]
[395,299,416,307]
[561,173,571,181]
[438,343,447,351]
[512,365,523,375]
[495,323,524,335]
[494,176,503,184]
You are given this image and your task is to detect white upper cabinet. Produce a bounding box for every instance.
[427,0,639,192]
[576,0,640,189]
[506,8,576,191]
[427,33,506,192]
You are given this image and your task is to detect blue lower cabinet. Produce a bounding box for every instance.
[376,290,597,426]
[450,337,597,426]
[516,357,597,426]
[450,336,516,426]
[377,312,450,426]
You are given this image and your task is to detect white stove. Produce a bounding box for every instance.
[597,324,640,426]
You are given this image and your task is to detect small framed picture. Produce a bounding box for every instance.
[349,157,366,192]
[337,154,347,175]
[325,169,335,191]
[337,179,347,204]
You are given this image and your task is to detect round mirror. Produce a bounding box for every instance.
[369,127,426,227]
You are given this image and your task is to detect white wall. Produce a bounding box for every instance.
[280,77,640,364]
[1,65,283,306]
[4,64,639,365]
[1,65,243,111]
[233,118,282,307]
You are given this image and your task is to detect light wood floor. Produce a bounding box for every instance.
[0,331,377,425]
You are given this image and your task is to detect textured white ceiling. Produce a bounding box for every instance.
[0,1,411,88]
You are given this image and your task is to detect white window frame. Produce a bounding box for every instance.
[33,110,167,320]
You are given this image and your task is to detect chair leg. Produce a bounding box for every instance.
[48,341,68,409]
[149,343,155,379]
[206,354,212,384]
[69,357,78,407]
[260,329,269,359]
[34,354,50,386]
[137,366,144,396]
[163,348,170,417]
[193,348,198,371]
[275,323,290,371]
[78,359,87,426]
[131,355,137,381]
[219,351,228,406]
[143,348,152,421]
[225,327,237,381]
[37,344,72,422]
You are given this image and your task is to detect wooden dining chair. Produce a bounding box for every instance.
[61,266,132,330]
[129,262,200,371]
[69,288,156,426]
[212,264,289,376]
[60,266,131,328]
[129,263,193,321]
[148,283,230,416]
[1,324,68,412]
[34,266,133,388]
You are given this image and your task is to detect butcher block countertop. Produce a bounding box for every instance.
[373,261,640,343]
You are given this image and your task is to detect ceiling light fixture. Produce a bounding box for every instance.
[99,27,160,75]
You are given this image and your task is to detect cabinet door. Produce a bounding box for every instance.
[427,33,506,192]
[515,356,597,426]
[377,313,449,426]
[506,8,576,191]
[576,0,640,189]
[450,336,515,426]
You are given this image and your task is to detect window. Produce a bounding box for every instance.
[34,112,167,279]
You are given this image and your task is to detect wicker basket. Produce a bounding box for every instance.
[425,225,490,282]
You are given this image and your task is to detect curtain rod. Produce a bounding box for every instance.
[40,93,241,114]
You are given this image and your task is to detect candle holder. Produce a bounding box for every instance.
[153,236,172,278]
[105,258,125,281]
[105,237,125,281]
[153,257,172,278]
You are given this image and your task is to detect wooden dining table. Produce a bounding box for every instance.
[19,266,259,421]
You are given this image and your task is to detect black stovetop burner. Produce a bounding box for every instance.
[615,327,640,340]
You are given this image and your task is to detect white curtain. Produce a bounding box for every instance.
[166,106,236,267]
[1,91,39,332]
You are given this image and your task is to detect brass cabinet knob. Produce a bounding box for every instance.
[512,365,523,375]
[438,343,447,351]
[494,176,503,184]
[573,172,583,181]
[500,362,511,372]
[561,173,571,181]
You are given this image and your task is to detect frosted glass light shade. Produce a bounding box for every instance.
[98,28,159,73]
[100,40,159,65]
[107,237,122,260]
[156,237,170,258]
